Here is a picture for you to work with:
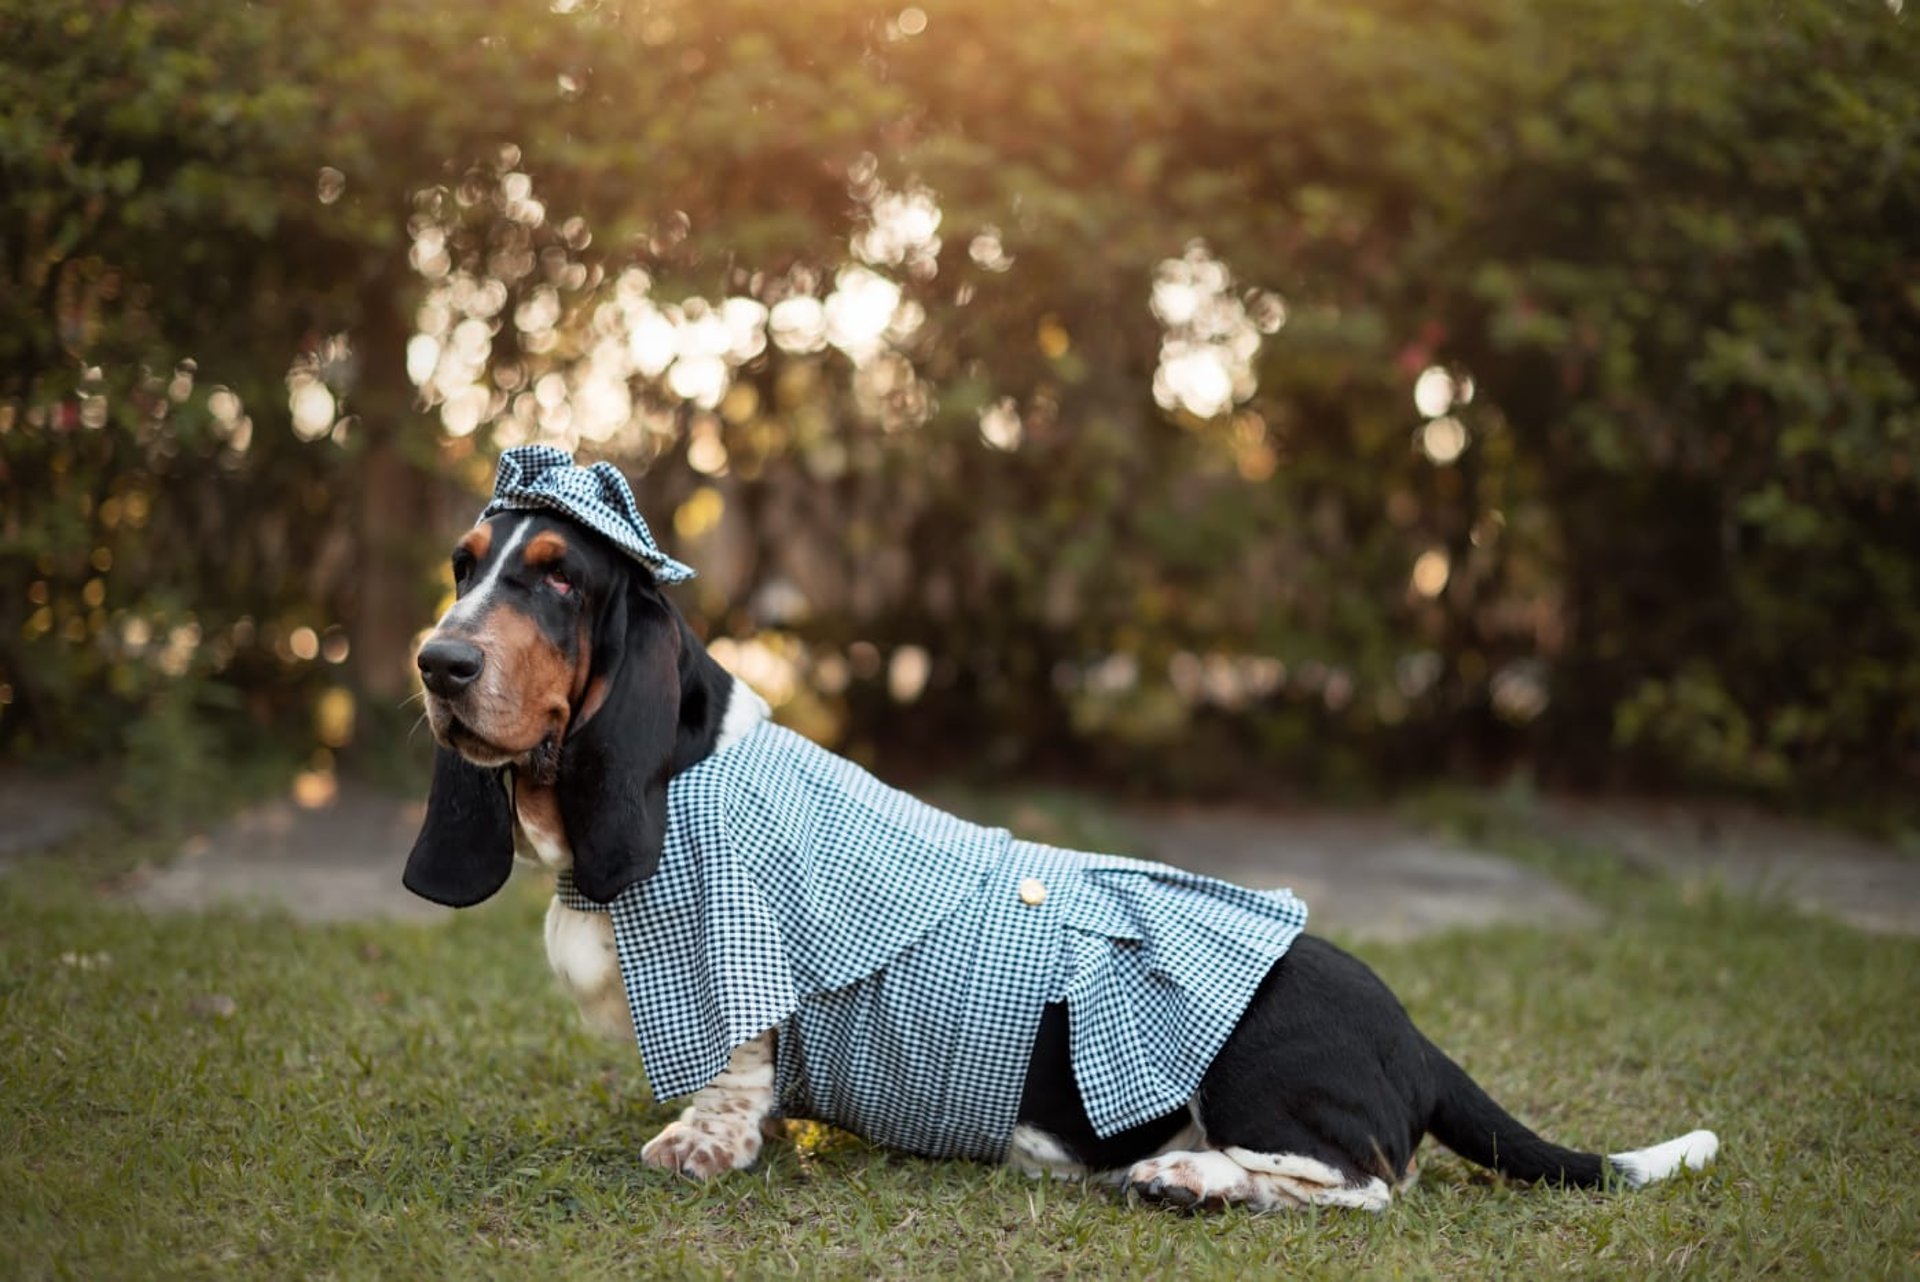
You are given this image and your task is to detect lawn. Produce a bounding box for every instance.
[3,813,1917,1279]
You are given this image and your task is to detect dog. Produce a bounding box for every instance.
[403,447,1717,1212]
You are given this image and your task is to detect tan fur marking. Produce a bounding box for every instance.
[574,673,611,732]
[524,530,570,565]
[517,783,568,870]
[458,525,493,561]
[487,608,573,747]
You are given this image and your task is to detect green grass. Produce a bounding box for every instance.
[3,821,1918,1280]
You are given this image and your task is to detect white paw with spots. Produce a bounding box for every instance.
[1127,1150,1269,1209]
[641,1114,764,1180]
[1129,1148,1394,1213]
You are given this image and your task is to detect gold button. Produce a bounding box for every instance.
[1018,877,1047,907]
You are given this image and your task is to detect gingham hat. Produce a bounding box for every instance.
[482,445,695,584]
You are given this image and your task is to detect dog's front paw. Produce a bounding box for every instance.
[641,1115,763,1180]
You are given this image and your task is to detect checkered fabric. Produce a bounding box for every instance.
[483,445,695,584]
[557,722,1308,1161]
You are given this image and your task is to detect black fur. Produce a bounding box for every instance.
[1018,936,1614,1187]
[1192,939,1432,1184]
[1423,1040,1609,1186]
[402,746,516,908]
[1016,1004,1193,1169]
[560,576,733,904]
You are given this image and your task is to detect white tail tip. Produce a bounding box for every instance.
[1609,1129,1719,1188]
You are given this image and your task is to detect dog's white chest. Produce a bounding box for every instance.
[515,785,632,1042]
[544,897,633,1042]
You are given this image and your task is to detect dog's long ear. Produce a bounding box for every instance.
[557,577,683,904]
[402,747,515,907]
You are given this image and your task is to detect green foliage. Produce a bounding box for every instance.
[113,671,240,831]
[2,0,1916,808]
[0,0,601,759]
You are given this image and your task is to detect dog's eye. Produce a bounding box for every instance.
[451,552,474,586]
[545,569,573,596]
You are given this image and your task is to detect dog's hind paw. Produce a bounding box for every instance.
[1126,1151,1267,1211]
[1127,1149,1393,1213]
[641,1116,762,1180]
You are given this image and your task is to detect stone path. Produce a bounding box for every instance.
[111,785,1605,940]
[1118,807,1598,941]
[6,768,1914,939]
[1528,797,1920,937]
[0,768,105,861]
[126,787,448,924]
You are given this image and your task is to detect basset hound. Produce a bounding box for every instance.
[402,450,1717,1211]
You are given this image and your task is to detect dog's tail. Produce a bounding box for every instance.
[1423,1037,1718,1188]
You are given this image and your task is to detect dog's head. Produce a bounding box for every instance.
[403,507,726,908]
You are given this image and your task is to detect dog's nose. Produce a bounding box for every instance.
[417,638,485,697]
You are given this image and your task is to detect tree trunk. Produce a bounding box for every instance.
[346,263,435,710]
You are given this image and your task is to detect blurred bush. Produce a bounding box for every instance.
[2,0,1915,811]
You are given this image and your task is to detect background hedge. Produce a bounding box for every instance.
[3,0,1916,814]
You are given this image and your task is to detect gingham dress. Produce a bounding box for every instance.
[557,722,1308,1161]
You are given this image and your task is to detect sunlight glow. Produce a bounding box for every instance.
[969,228,1013,273]
[666,355,729,410]
[825,266,907,363]
[979,397,1023,451]
[289,378,335,441]
[1167,651,1286,710]
[770,296,829,355]
[1411,549,1451,598]
[628,303,680,376]
[1413,366,1455,418]
[673,486,725,539]
[708,634,803,707]
[686,417,729,475]
[1492,661,1550,723]
[292,769,338,810]
[406,335,439,387]
[721,297,770,362]
[888,644,931,704]
[1419,416,1468,465]
[1149,242,1279,419]
[855,186,942,270]
[404,165,930,450]
[1155,344,1236,419]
